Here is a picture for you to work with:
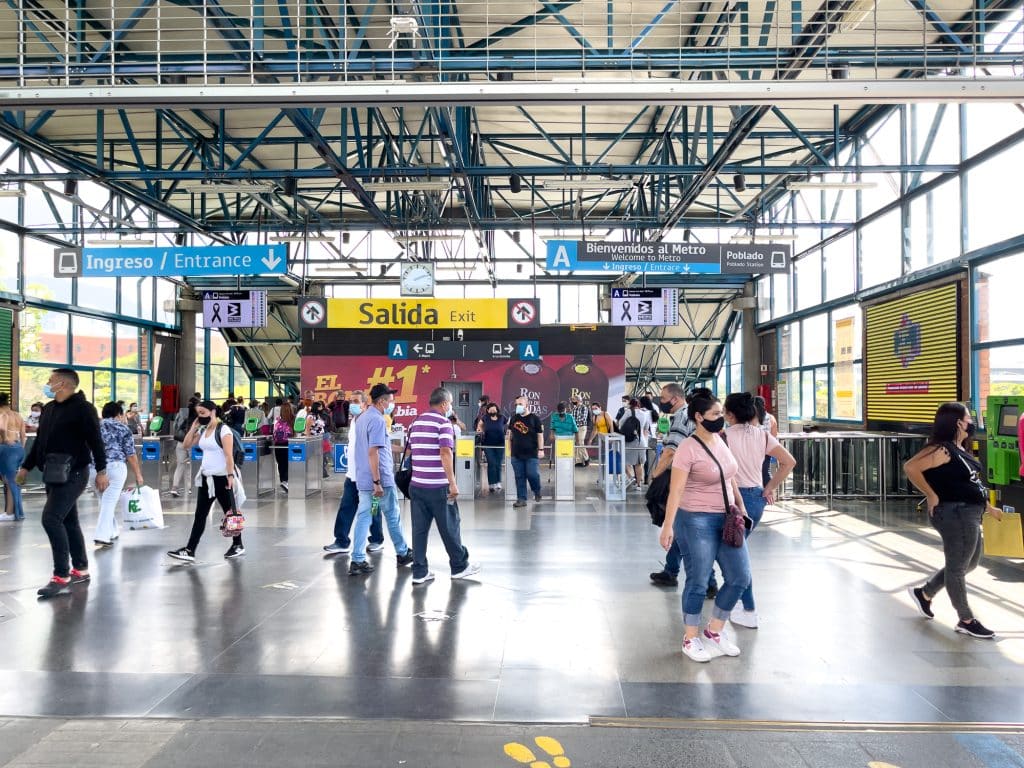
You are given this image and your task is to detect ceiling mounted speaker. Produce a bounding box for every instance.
[174,232,186,246]
[733,174,746,192]
[63,179,77,196]
[509,174,522,194]
[281,177,298,197]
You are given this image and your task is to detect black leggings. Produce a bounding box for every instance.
[186,474,241,551]
[275,446,289,483]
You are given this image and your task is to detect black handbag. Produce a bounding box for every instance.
[42,453,74,484]
[645,470,671,526]
[393,442,413,499]
[691,436,749,548]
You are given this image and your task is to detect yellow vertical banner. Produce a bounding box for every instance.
[833,316,856,419]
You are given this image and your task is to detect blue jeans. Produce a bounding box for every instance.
[484,447,504,486]
[510,456,541,500]
[409,484,470,579]
[675,510,751,627]
[352,485,409,563]
[665,539,718,590]
[0,443,25,519]
[332,478,382,548]
[738,487,767,611]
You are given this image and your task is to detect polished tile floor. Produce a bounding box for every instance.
[0,468,1022,725]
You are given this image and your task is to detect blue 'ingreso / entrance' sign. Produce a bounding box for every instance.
[53,244,288,278]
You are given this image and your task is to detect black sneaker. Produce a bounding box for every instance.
[37,577,71,598]
[955,618,995,639]
[908,587,934,619]
[70,568,90,584]
[397,549,414,567]
[224,543,245,559]
[534,493,543,501]
[706,583,719,600]
[513,500,527,508]
[650,571,678,587]
[348,560,375,576]
[167,547,195,563]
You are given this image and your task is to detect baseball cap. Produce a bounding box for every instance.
[369,383,398,400]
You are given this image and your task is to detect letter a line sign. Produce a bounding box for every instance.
[388,341,409,359]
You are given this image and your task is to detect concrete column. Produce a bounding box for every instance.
[740,282,761,394]
[178,309,196,400]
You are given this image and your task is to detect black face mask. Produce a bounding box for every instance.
[701,416,726,433]
[658,399,674,414]
[197,416,212,426]
[488,412,499,419]
[965,421,977,437]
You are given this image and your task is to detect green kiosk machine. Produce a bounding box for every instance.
[986,395,1024,487]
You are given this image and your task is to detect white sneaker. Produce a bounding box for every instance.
[451,562,482,580]
[703,628,741,657]
[495,484,502,492]
[412,572,436,585]
[682,635,712,663]
[730,609,758,629]
[366,542,385,553]
[0,514,15,522]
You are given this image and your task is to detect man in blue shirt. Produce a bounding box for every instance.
[349,383,413,575]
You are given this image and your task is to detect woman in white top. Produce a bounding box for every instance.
[723,392,796,628]
[754,396,778,486]
[167,401,244,561]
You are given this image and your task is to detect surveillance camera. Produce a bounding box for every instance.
[456,329,464,341]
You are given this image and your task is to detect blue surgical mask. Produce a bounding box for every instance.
[445,406,454,418]
[42,384,56,399]
[515,405,525,415]
[384,403,395,415]
[349,403,362,416]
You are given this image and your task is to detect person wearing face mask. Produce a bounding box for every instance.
[407,387,480,584]
[477,403,507,493]
[348,384,414,576]
[93,402,145,546]
[323,390,384,555]
[569,396,591,467]
[0,393,27,522]
[17,369,109,598]
[474,396,492,431]
[167,401,244,561]
[904,402,1004,640]
[25,402,43,434]
[549,402,579,468]
[659,392,751,663]
[508,396,544,508]
[649,385,718,598]
[587,402,614,463]
[125,403,142,436]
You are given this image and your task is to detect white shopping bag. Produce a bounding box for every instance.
[116,490,133,520]
[123,486,165,529]
[232,470,247,510]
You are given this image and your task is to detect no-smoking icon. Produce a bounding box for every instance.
[300,298,327,327]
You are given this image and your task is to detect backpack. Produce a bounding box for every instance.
[229,405,247,431]
[172,411,188,442]
[618,412,641,443]
[214,423,246,467]
[273,418,293,446]
[331,401,349,429]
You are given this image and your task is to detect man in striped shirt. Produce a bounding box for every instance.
[407,387,481,585]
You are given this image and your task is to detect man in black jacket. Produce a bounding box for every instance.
[17,368,108,598]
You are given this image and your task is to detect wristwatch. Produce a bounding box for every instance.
[373,479,382,485]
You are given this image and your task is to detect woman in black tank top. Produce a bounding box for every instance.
[903,402,1004,639]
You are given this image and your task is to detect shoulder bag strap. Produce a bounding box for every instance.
[691,435,731,512]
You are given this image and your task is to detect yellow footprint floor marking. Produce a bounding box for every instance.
[504,736,572,768]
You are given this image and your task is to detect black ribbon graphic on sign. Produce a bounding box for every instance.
[211,303,223,323]
[620,301,632,322]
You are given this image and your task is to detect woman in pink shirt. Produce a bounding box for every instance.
[723,392,796,629]
[660,392,751,663]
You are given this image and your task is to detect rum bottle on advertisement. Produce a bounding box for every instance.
[557,354,609,409]
[501,361,559,424]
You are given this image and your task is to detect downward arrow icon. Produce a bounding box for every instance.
[262,253,282,271]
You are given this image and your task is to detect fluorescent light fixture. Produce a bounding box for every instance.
[729,233,800,243]
[270,234,335,243]
[788,181,877,190]
[838,0,876,33]
[86,236,156,246]
[0,188,25,197]
[539,179,634,191]
[395,234,465,243]
[180,182,276,194]
[363,180,451,192]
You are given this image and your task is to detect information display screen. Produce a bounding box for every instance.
[997,404,1019,437]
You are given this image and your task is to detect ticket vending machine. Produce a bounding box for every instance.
[553,437,576,501]
[454,437,477,497]
[986,395,1024,486]
[140,437,165,490]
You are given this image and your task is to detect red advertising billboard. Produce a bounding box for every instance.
[300,326,626,426]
